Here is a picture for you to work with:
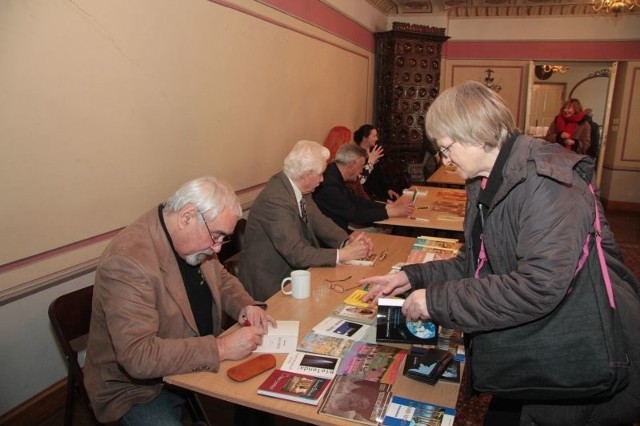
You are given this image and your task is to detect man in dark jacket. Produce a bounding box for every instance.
[313,144,414,233]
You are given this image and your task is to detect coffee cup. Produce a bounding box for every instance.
[281,270,311,299]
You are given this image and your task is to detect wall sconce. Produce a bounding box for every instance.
[592,0,637,14]
[535,65,569,80]
[482,68,502,93]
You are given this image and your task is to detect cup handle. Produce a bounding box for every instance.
[281,277,292,295]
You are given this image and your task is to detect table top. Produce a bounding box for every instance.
[375,186,466,232]
[426,165,466,188]
[164,233,462,426]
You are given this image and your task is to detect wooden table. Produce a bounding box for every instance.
[426,165,466,188]
[164,233,462,425]
[375,186,466,233]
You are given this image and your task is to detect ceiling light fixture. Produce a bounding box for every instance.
[592,0,637,14]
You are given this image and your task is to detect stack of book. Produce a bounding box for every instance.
[405,236,461,265]
[402,346,453,386]
[255,289,458,424]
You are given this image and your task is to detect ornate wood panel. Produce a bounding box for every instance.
[374,23,448,190]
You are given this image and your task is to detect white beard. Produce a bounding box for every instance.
[185,248,214,266]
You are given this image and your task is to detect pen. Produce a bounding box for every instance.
[409,216,430,222]
[417,206,429,209]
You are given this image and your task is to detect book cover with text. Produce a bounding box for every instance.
[257,369,331,405]
[382,395,455,426]
[338,341,407,384]
[376,298,438,345]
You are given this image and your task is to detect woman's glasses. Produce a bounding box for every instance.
[324,275,361,293]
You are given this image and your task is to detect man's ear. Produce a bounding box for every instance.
[178,204,198,228]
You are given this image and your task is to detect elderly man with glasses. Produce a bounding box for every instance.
[84,176,275,426]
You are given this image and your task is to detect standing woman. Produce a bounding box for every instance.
[545,98,591,154]
[362,81,639,425]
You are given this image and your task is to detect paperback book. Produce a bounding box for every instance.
[317,375,393,425]
[405,236,461,265]
[257,369,332,405]
[402,346,453,386]
[313,316,373,341]
[297,331,354,357]
[437,327,465,363]
[343,289,372,308]
[280,351,341,379]
[332,303,377,325]
[338,341,407,384]
[382,395,456,426]
[376,298,438,345]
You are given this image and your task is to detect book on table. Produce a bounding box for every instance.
[280,351,341,379]
[382,395,456,426]
[253,320,299,353]
[376,298,438,345]
[402,346,453,386]
[256,369,332,405]
[317,375,393,425]
[297,331,355,357]
[342,289,372,308]
[337,341,407,384]
[332,302,377,325]
[313,316,373,342]
[405,236,461,265]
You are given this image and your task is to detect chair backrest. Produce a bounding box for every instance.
[217,218,247,263]
[48,285,94,400]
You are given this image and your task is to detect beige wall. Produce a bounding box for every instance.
[0,0,375,295]
[601,61,640,206]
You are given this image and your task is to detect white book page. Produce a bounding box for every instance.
[253,320,299,353]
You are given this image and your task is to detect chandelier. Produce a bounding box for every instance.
[592,0,638,13]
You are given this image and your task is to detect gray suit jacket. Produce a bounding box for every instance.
[240,172,348,300]
[84,207,256,422]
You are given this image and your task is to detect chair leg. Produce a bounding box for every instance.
[64,375,75,426]
[185,393,210,426]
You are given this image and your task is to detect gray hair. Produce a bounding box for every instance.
[164,176,242,221]
[425,81,517,150]
[283,140,330,180]
[335,143,367,165]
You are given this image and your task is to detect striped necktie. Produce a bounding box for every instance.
[299,198,308,224]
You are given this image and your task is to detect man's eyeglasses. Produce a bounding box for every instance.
[199,212,232,247]
[438,140,458,160]
[324,276,360,293]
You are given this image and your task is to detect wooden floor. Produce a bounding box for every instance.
[37,209,640,426]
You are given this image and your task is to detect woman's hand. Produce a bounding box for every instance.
[368,145,384,166]
[360,271,411,305]
[402,289,431,321]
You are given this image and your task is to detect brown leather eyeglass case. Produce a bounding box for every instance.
[227,354,277,382]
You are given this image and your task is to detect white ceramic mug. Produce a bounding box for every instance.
[281,270,311,299]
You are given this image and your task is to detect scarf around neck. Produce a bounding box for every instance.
[555,110,585,138]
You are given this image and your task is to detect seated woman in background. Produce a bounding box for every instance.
[544,98,591,155]
[354,124,401,201]
[323,125,381,201]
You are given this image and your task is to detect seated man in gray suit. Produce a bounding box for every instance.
[240,140,374,301]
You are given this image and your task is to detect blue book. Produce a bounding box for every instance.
[382,395,455,426]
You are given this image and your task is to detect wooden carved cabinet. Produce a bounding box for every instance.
[374,23,449,189]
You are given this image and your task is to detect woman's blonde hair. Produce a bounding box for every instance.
[425,81,517,149]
